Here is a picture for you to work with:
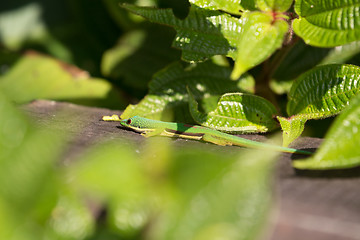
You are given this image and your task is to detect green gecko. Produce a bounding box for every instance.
[102,115,312,155]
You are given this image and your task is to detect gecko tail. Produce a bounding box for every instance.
[282,147,313,155]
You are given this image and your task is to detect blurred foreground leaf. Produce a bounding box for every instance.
[67,134,276,240]
[46,186,95,240]
[0,90,68,239]
[152,147,277,240]
[68,141,150,239]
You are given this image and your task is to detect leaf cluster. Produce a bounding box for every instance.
[118,0,360,170]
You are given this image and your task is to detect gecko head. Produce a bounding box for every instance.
[120,116,136,127]
[120,116,145,130]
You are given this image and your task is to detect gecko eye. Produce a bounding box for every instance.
[126,119,132,124]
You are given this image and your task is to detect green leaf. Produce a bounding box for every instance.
[0,93,62,212]
[293,93,360,169]
[0,53,124,109]
[231,11,288,79]
[0,3,48,50]
[256,0,293,12]
[293,0,360,47]
[68,141,150,238]
[282,64,360,145]
[189,0,257,14]
[0,90,65,239]
[121,61,242,122]
[277,116,307,147]
[287,64,360,119]
[122,4,242,62]
[70,142,147,201]
[320,40,360,65]
[46,186,94,240]
[154,149,277,240]
[101,24,180,91]
[188,90,278,133]
[272,40,360,94]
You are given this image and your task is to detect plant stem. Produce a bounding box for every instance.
[255,36,299,107]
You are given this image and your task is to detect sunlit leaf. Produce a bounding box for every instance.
[189,0,256,14]
[231,11,288,79]
[122,4,242,62]
[188,90,278,133]
[0,53,124,109]
[293,0,360,47]
[256,0,293,12]
[277,116,307,147]
[293,94,360,169]
[281,64,360,145]
[103,0,159,30]
[121,61,242,122]
[287,64,360,119]
[272,40,360,94]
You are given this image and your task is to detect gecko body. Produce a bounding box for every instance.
[102,115,312,155]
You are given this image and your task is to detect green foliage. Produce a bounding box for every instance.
[3,1,360,144]
[287,64,360,119]
[122,4,242,61]
[293,93,360,169]
[155,148,276,240]
[293,0,360,47]
[0,53,124,109]
[189,90,278,133]
[279,64,360,144]
[190,0,255,13]
[115,0,360,155]
[3,1,360,239]
[0,90,70,239]
[3,0,360,238]
[121,61,245,122]
[231,11,288,79]
[277,116,306,147]
[256,0,293,12]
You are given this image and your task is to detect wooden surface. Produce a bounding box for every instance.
[23,100,360,240]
